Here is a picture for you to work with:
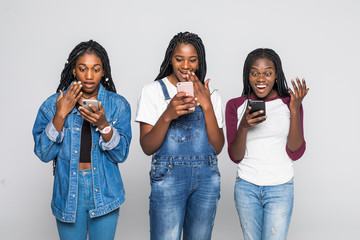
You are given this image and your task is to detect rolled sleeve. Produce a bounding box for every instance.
[99,127,120,151]
[45,121,64,143]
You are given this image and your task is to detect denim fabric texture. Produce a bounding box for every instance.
[56,169,119,240]
[234,176,294,240]
[33,84,132,223]
[149,80,221,240]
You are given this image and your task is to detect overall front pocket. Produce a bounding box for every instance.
[170,113,201,143]
[150,163,173,181]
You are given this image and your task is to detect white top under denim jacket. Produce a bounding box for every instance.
[135,77,224,128]
[33,84,132,223]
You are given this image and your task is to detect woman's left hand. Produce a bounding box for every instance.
[79,101,109,129]
[186,72,212,111]
[288,77,309,113]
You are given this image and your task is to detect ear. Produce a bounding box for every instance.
[72,68,76,77]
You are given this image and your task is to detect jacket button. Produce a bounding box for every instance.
[93,167,96,170]
[75,150,78,154]
[92,212,95,216]
[95,189,98,192]
[72,194,75,197]
[73,172,76,175]
[152,172,155,175]
[153,159,157,162]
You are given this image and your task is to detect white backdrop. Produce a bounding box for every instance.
[1,0,359,239]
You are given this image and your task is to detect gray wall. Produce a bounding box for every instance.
[1,0,359,239]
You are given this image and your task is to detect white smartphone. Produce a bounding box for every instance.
[176,82,195,111]
[82,99,99,112]
[176,82,194,96]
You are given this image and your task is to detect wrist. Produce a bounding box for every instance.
[96,125,111,135]
[54,111,67,121]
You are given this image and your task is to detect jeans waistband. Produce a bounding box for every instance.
[78,168,92,176]
[152,155,217,165]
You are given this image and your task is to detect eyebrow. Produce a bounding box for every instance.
[251,66,274,70]
[78,63,102,67]
[174,55,198,58]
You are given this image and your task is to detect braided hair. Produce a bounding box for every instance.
[53,40,116,175]
[56,40,116,93]
[242,48,290,98]
[155,32,207,84]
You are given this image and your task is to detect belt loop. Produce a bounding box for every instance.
[169,157,173,169]
[209,156,213,166]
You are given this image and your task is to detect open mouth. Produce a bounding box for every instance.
[255,84,267,93]
[179,70,189,79]
[83,82,95,89]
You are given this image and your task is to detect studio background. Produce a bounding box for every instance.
[1,0,359,239]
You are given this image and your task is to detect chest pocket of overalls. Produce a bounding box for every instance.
[170,112,201,143]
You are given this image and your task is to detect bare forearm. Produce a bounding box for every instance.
[230,126,248,161]
[140,116,171,156]
[203,107,224,154]
[52,112,67,132]
[287,110,303,152]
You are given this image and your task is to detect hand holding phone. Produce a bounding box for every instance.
[176,82,195,110]
[249,100,266,119]
[82,99,99,112]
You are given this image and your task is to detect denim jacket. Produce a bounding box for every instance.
[33,84,132,223]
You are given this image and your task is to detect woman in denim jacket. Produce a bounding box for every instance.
[33,40,131,239]
[136,32,224,240]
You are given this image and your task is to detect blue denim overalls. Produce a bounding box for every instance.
[149,79,221,240]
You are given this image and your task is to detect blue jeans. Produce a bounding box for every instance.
[150,158,221,240]
[234,177,294,240]
[56,169,119,240]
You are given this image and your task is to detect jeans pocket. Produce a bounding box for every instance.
[170,113,200,143]
[285,177,294,185]
[150,163,172,181]
[211,163,221,177]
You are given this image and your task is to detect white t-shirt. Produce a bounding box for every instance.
[135,77,224,128]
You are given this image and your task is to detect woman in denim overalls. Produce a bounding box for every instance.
[136,32,224,240]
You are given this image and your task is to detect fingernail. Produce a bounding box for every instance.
[197,103,200,106]
[195,97,198,101]
[185,93,189,96]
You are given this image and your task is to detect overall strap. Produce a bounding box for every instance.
[156,79,171,100]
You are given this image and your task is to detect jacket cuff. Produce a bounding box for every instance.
[45,121,64,143]
[99,127,120,151]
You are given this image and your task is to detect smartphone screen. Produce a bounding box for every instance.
[249,100,266,118]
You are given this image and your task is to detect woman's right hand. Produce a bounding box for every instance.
[239,106,267,129]
[55,81,83,118]
[162,92,197,122]
[52,82,82,132]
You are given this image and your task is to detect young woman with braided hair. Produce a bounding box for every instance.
[136,32,224,240]
[226,48,309,240]
[33,40,131,239]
